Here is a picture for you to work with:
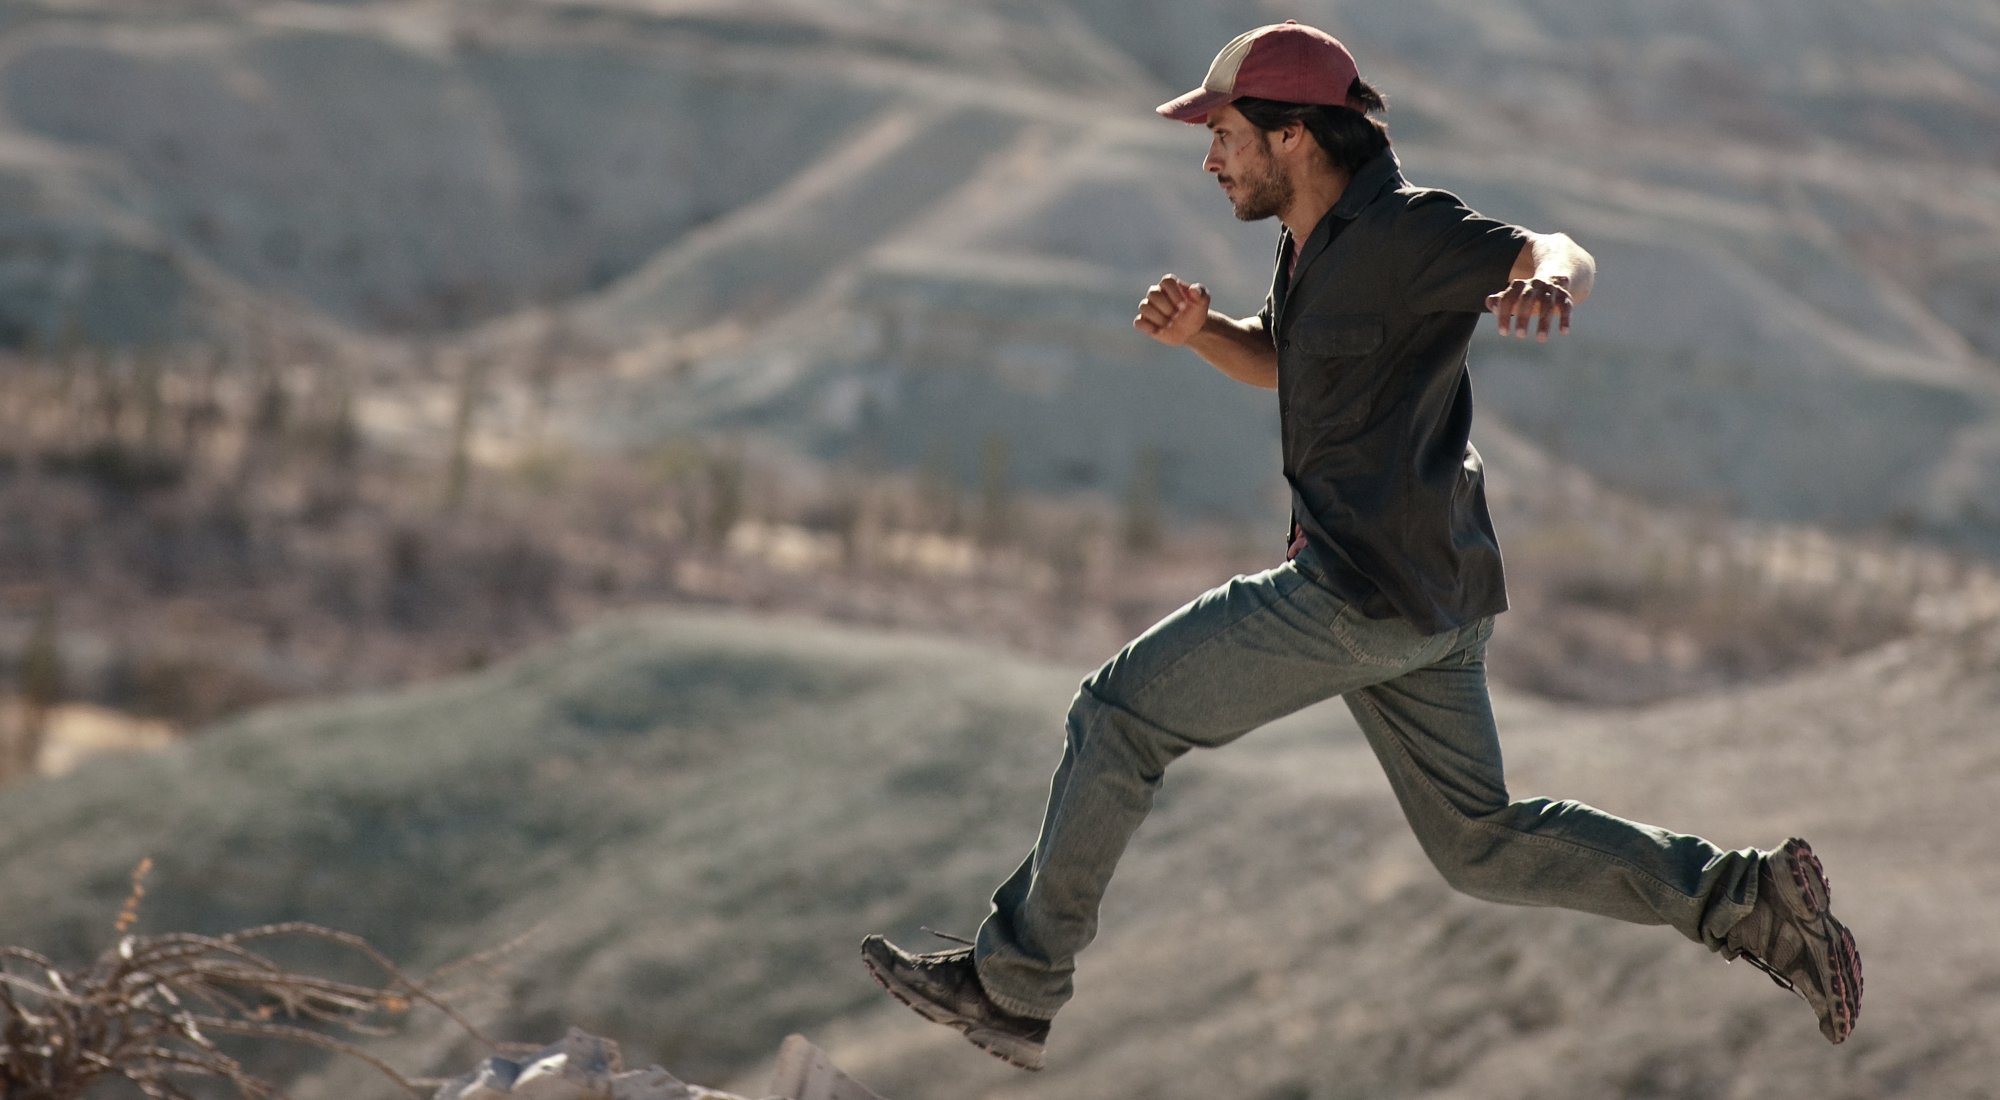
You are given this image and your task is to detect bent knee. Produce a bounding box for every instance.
[1064,683,1191,777]
[1415,804,1517,901]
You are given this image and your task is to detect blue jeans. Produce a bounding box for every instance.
[972,546,1761,1020]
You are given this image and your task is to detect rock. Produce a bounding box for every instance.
[430,1028,761,1100]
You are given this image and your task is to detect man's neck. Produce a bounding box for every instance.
[1280,165,1351,243]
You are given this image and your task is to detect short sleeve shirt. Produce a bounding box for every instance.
[1257,150,1529,633]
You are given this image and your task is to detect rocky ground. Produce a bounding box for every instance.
[1,3,1997,1096]
[0,605,1996,1098]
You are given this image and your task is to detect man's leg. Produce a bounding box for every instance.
[1341,618,1861,1040]
[1340,615,1761,945]
[971,563,1470,1019]
[864,560,1451,1069]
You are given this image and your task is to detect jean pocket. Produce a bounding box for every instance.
[1327,603,1439,668]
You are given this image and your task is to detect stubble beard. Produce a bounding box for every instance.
[1229,155,1291,223]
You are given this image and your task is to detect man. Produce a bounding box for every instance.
[861,21,1861,1071]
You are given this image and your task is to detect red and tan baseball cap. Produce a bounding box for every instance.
[1156,21,1365,123]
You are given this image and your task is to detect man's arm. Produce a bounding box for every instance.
[1134,274,1279,390]
[1486,231,1596,341]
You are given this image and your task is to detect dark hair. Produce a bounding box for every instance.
[1232,78,1390,174]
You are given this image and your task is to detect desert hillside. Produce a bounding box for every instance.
[3,5,1998,1095]
[0,0,1995,542]
[0,607,1995,1098]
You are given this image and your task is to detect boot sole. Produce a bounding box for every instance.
[1773,838,1864,1043]
[859,938,1046,1072]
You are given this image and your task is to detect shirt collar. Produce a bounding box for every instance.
[1331,148,1405,220]
[1273,149,1406,323]
[1282,149,1405,261]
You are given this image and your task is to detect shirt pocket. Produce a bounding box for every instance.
[1287,314,1387,429]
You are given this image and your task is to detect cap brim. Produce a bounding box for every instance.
[1155,87,1233,123]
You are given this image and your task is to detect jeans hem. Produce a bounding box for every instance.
[974,972,1062,1022]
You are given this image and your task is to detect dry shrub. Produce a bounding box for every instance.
[0,861,501,1100]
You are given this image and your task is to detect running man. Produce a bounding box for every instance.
[861,21,1861,1071]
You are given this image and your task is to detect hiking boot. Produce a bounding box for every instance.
[859,934,1049,1071]
[1724,838,1863,1043]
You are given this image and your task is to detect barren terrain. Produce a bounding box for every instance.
[0,2,1997,1096]
[1,607,1996,1097]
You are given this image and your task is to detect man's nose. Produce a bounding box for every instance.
[1203,148,1223,173]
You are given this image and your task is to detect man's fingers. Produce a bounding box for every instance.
[1134,287,1186,342]
[1162,275,1203,316]
[1534,287,1572,341]
[1163,283,1207,320]
[1488,280,1575,340]
[1136,275,1212,345]
[1490,285,1523,337]
[1143,284,1184,322]
[1524,285,1548,340]
[1162,277,1211,319]
[1525,288,1573,342]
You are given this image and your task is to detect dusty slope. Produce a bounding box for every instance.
[0,605,1994,1098]
[831,622,2000,1099]
[3,0,1998,542]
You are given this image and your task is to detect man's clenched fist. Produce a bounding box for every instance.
[1134,274,1211,346]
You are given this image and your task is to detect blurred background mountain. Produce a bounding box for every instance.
[5,0,1998,526]
[0,0,1997,1096]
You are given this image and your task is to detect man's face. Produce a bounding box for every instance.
[1204,105,1290,222]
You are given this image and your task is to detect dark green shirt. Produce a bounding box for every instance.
[1258,151,1529,633]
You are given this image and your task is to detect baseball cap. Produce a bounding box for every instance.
[1156,21,1365,123]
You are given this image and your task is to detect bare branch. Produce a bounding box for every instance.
[190,1016,427,1097]
[2,910,504,1100]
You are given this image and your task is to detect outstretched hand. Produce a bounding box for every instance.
[1134,274,1211,346]
[1486,275,1574,342]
